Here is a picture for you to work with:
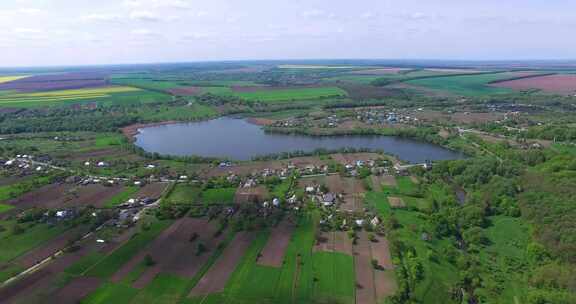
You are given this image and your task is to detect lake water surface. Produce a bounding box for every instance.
[135,117,465,163]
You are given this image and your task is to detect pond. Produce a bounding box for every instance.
[134,117,465,163]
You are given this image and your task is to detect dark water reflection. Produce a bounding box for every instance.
[135,117,465,163]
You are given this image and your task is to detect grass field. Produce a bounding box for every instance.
[164,184,201,204]
[104,186,139,208]
[0,203,14,213]
[405,73,519,96]
[0,220,69,262]
[82,282,139,304]
[85,220,172,278]
[202,188,236,205]
[187,213,320,304]
[311,252,355,303]
[235,87,347,102]
[65,252,106,276]
[478,216,530,303]
[131,273,190,304]
[366,179,460,303]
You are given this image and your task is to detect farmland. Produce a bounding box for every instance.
[491,74,576,94]
[403,72,529,96]
[0,86,158,107]
[0,60,575,304]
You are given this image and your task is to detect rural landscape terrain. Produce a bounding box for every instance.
[0,60,575,304]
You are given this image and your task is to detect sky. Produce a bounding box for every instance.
[1,0,575,67]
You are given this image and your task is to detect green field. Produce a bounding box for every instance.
[85,220,172,278]
[405,73,519,96]
[198,86,347,102]
[0,220,69,262]
[104,186,139,208]
[235,87,347,102]
[202,188,236,205]
[164,184,201,204]
[0,203,14,213]
[82,282,139,304]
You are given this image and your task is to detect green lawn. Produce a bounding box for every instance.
[365,191,392,215]
[164,184,201,204]
[65,252,105,276]
[311,252,355,303]
[130,273,189,304]
[104,186,139,208]
[85,220,172,278]
[201,188,236,205]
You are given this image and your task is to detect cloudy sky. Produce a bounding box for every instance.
[1,0,575,67]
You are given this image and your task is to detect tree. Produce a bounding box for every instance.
[144,254,156,266]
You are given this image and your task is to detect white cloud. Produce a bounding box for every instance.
[131,28,162,38]
[130,10,160,22]
[81,13,122,23]
[123,0,191,9]
[301,9,337,19]
[129,10,177,22]
[18,8,42,16]
[13,28,44,34]
[360,12,377,19]
[181,32,213,40]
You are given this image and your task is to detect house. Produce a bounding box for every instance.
[322,193,336,206]
[370,217,380,227]
[272,198,280,207]
[305,186,315,193]
[146,164,156,169]
[355,219,365,226]
[97,161,107,167]
[287,195,297,204]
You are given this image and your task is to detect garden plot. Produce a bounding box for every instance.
[257,220,294,267]
[110,218,222,288]
[189,231,255,296]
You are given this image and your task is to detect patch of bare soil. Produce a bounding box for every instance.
[246,117,276,126]
[189,231,255,296]
[354,231,377,304]
[371,236,397,301]
[135,183,168,199]
[235,185,269,204]
[51,276,102,304]
[340,178,366,212]
[121,121,177,141]
[257,220,294,267]
[111,218,223,288]
[334,231,353,255]
[387,197,405,208]
[167,86,202,96]
[491,74,576,94]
